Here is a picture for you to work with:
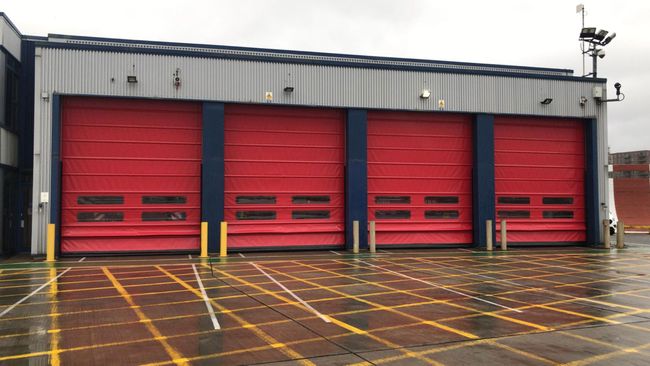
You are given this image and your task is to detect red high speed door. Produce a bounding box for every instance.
[494,116,585,243]
[368,111,473,245]
[224,105,345,248]
[60,97,202,253]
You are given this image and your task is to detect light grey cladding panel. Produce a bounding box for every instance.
[31,47,609,254]
[0,17,21,61]
[0,51,5,122]
[40,48,603,117]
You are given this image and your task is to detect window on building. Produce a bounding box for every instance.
[424,196,459,204]
[292,196,330,204]
[292,210,330,219]
[425,210,459,219]
[236,211,276,220]
[498,197,530,205]
[236,196,276,204]
[375,210,411,219]
[142,196,187,204]
[375,196,411,204]
[142,212,187,221]
[497,211,530,219]
[78,196,124,205]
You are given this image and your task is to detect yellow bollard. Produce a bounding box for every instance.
[500,220,507,251]
[46,224,56,262]
[353,220,359,254]
[200,222,208,258]
[369,221,376,253]
[220,221,228,257]
[603,219,611,249]
[616,221,625,249]
[486,220,493,251]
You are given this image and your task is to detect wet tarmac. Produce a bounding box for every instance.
[2,241,650,365]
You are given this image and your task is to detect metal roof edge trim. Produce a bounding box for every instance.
[34,41,607,84]
[46,33,573,74]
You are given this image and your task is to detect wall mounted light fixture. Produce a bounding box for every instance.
[540,98,553,105]
[420,89,431,99]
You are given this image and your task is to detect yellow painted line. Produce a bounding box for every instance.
[0,327,324,364]
[559,342,650,366]
[0,275,443,324]
[258,262,480,339]
[325,260,550,332]
[381,256,646,316]
[102,267,189,366]
[559,331,625,350]
[205,264,443,365]
[155,265,316,366]
[141,337,317,366]
[49,268,60,366]
[490,342,556,365]
[360,260,523,313]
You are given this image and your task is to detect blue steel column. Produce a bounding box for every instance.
[473,114,496,248]
[585,118,600,244]
[202,102,225,253]
[346,109,368,250]
[50,95,62,256]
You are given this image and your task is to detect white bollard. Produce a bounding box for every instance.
[486,220,493,251]
[353,220,359,254]
[616,221,625,249]
[500,220,507,251]
[369,221,376,253]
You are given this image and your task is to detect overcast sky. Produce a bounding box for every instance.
[3,0,648,153]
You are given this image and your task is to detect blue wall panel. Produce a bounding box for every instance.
[346,109,368,250]
[473,114,496,247]
[202,102,225,253]
[585,118,600,244]
[50,94,62,256]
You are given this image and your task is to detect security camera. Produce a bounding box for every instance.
[614,82,622,96]
[579,96,588,106]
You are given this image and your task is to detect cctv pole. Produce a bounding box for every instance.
[592,45,598,78]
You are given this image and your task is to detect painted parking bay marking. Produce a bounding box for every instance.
[251,262,331,323]
[357,260,523,313]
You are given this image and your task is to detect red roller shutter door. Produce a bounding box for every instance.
[495,117,585,243]
[224,105,345,248]
[368,111,473,245]
[60,97,202,253]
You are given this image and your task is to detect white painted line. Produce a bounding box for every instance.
[379,249,393,254]
[357,260,523,313]
[0,268,72,318]
[329,250,342,256]
[458,248,472,252]
[192,264,220,330]
[251,262,331,323]
[78,257,86,262]
[238,253,246,258]
[188,254,192,260]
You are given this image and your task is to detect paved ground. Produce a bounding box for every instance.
[3,238,650,365]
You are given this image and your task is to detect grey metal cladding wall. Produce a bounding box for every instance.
[31,47,609,254]
[40,48,603,117]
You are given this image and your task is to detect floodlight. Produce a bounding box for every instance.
[594,29,609,42]
[602,32,616,45]
[540,98,553,105]
[579,27,596,40]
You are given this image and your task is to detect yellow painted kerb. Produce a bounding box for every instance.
[220,221,228,257]
[200,222,208,258]
[46,224,56,262]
